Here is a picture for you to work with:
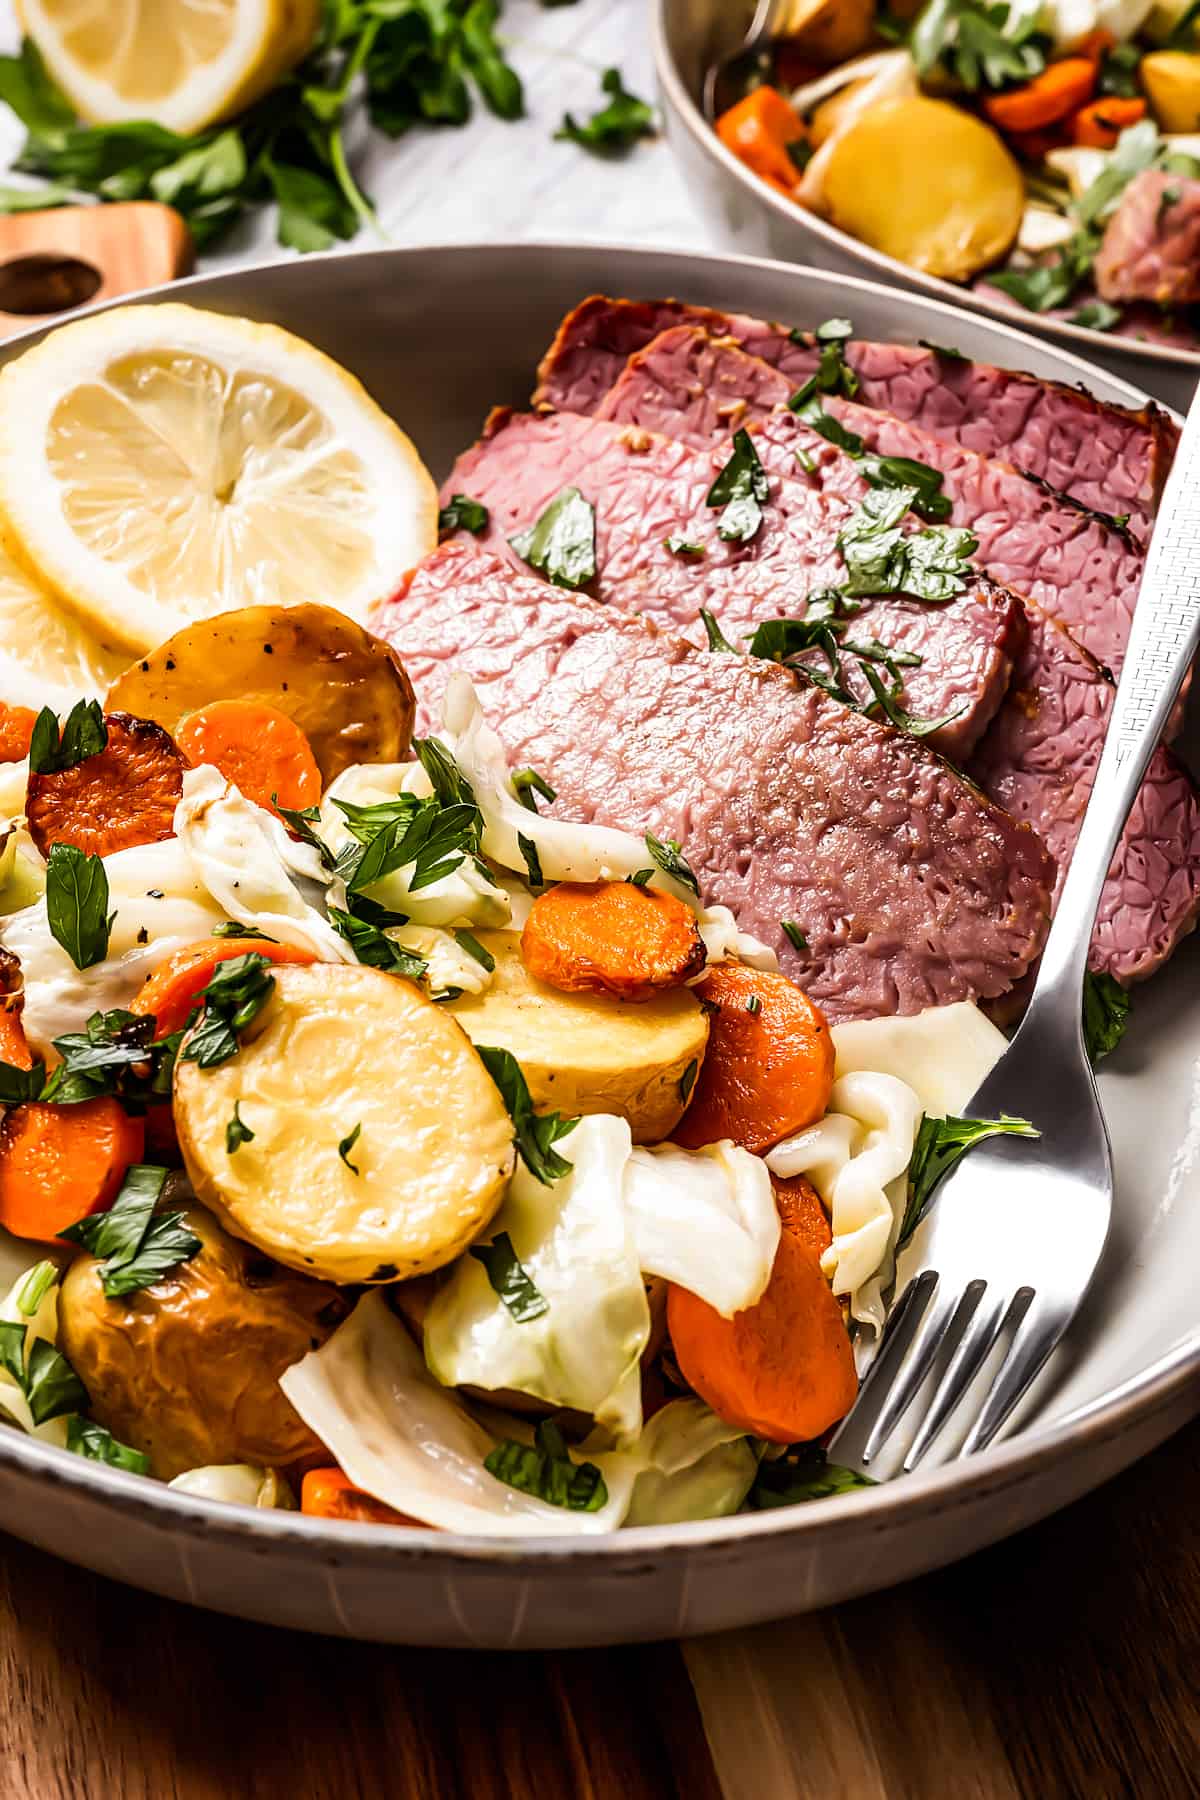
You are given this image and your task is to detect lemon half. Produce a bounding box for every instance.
[0,304,439,656]
[16,0,321,134]
[0,533,127,710]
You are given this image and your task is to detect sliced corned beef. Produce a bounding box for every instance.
[968,603,1200,984]
[1095,169,1200,307]
[445,408,1025,759]
[373,541,1054,1020]
[593,323,1145,682]
[533,295,1175,535]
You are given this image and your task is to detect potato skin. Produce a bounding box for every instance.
[106,602,415,783]
[446,931,709,1144]
[58,1203,349,1480]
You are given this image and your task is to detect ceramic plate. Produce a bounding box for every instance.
[0,241,1194,1648]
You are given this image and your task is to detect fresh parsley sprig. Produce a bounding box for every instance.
[706,429,770,544]
[28,698,106,775]
[477,1046,578,1185]
[60,1163,201,1297]
[45,844,114,972]
[485,1417,607,1510]
[181,952,276,1069]
[510,487,597,589]
[899,1113,1040,1245]
[555,67,655,154]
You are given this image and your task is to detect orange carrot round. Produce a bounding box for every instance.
[0,702,37,765]
[983,58,1096,133]
[771,1172,832,1260]
[673,963,834,1154]
[1071,95,1146,148]
[667,1184,857,1443]
[25,712,185,860]
[301,1468,425,1526]
[716,86,808,197]
[521,880,706,1002]
[131,938,317,1040]
[0,1098,145,1243]
[176,700,322,818]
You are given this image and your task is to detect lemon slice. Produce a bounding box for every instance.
[0,533,127,710]
[15,0,321,134]
[0,304,439,656]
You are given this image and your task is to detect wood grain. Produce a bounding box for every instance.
[0,202,193,340]
[0,1418,1196,1798]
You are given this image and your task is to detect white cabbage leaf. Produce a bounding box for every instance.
[424,1115,650,1443]
[0,825,44,917]
[174,765,353,964]
[424,1121,778,1442]
[830,1000,1008,1118]
[0,1260,68,1446]
[0,757,28,823]
[391,923,495,998]
[169,1464,294,1508]
[282,1292,754,1536]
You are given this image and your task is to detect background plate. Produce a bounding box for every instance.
[0,240,1194,1648]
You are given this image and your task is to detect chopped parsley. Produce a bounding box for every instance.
[700,608,740,653]
[211,921,276,941]
[911,0,1049,92]
[328,906,428,980]
[645,832,700,896]
[860,453,952,522]
[780,921,808,953]
[477,1046,578,1185]
[510,486,596,589]
[338,1122,363,1175]
[485,1417,607,1511]
[1068,301,1121,333]
[45,843,113,971]
[666,535,706,558]
[438,493,489,534]
[511,767,556,813]
[517,831,545,892]
[859,660,965,740]
[919,337,968,362]
[469,1231,549,1322]
[678,1059,698,1105]
[706,429,770,543]
[28,697,106,775]
[746,994,762,1015]
[1082,971,1130,1064]
[747,1446,875,1508]
[225,1102,254,1155]
[455,928,496,972]
[0,1322,88,1426]
[60,1163,201,1298]
[555,67,655,154]
[65,1416,150,1474]
[181,952,276,1069]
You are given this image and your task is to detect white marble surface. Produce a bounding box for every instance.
[0,0,714,273]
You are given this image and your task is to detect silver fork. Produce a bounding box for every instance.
[702,1,806,121]
[829,377,1200,1478]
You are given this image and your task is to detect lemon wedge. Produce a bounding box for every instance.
[0,532,126,710]
[0,304,439,656]
[15,0,321,134]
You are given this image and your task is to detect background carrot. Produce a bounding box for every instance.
[25,712,185,860]
[0,950,30,1072]
[1071,96,1146,147]
[667,1177,856,1443]
[0,1098,144,1243]
[673,963,834,1154]
[301,1468,424,1526]
[0,702,37,765]
[983,58,1096,133]
[771,1172,832,1259]
[132,938,317,1039]
[521,880,706,1001]
[176,701,322,818]
[716,86,808,197]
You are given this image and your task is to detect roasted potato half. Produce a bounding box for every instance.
[445,931,709,1144]
[105,603,415,783]
[175,962,516,1284]
[58,1202,349,1480]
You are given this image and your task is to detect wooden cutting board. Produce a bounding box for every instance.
[0,200,193,338]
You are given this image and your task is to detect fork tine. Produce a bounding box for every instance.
[902,1284,1004,1471]
[959,1292,1065,1457]
[827,1271,935,1463]
[861,1279,959,1465]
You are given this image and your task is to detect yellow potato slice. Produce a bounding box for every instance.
[821,96,1024,281]
[1142,51,1200,133]
[445,931,709,1145]
[175,963,515,1284]
[106,603,415,783]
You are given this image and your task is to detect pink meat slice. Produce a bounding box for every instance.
[373,541,1054,1021]
[594,323,1145,682]
[1096,170,1200,307]
[445,407,1025,760]
[533,295,1176,536]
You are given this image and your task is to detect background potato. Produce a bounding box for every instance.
[176,962,516,1284]
[58,1203,349,1480]
[446,931,709,1144]
[779,0,874,64]
[821,96,1023,281]
[105,603,415,783]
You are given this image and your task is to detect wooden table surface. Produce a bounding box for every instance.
[1,1408,1195,1799]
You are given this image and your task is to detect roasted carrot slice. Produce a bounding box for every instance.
[0,703,37,765]
[667,1176,855,1443]
[301,1468,424,1526]
[771,1172,832,1259]
[0,1098,145,1243]
[983,58,1096,133]
[131,938,317,1040]
[1071,96,1146,148]
[716,86,808,197]
[521,880,706,1002]
[25,712,185,861]
[0,949,30,1072]
[673,963,834,1154]
[175,700,323,818]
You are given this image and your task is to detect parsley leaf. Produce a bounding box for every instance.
[788,391,865,455]
[706,428,770,543]
[859,661,965,740]
[226,1102,255,1154]
[900,1113,1040,1244]
[477,1045,578,1184]
[517,831,545,892]
[338,1122,363,1174]
[66,1415,150,1474]
[211,921,277,941]
[510,487,597,589]
[1082,970,1130,1064]
[747,1446,875,1509]
[1068,300,1121,332]
[666,535,706,558]
[700,608,740,653]
[0,1060,46,1105]
[485,1417,607,1510]
[919,337,969,361]
[781,921,808,952]
[469,1230,550,1322]
[511,767,556,813]
[274,800,337,871]
[645,832,700,896]
[439,493,490,534]
[45,844,113,971]
[455,928,496,971]
[860,453,952,522]
[181,952,275,1069]
[678,1058,698,1105]
[328,905,428,979]
[912,0,1049,92]
[555,67,655,153]
[0,1317,88,1426]
[28,698,106,774]
[40,1009,158,1108]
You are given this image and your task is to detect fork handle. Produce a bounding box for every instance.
[1025,390,1200,1028]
